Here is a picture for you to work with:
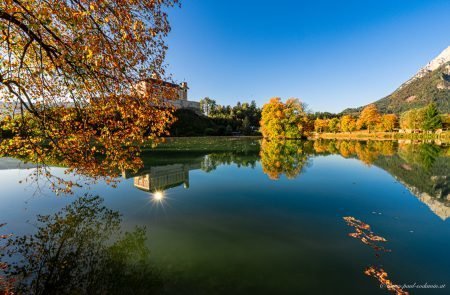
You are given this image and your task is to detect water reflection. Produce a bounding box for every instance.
[311,140,449,220]
[129,164,195,192]
[259,140,310,180]
[124,150,260,193]
[201,152,259,172]
[2,139,448,220]
[312,139,397,164]
[0,138,449,294]
[0,224,13,293]
[122,139,448,220]
[1,195,164,295]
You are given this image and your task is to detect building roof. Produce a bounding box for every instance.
[141,78,188,89]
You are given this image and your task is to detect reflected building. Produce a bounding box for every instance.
[0,157,37,170]
[127,163,201,192]
[125,148,260,193]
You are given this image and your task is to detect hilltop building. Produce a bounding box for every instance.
[135,74,200,112]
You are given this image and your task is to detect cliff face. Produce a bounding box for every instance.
[342,46,450,115]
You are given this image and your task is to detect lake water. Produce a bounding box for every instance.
[0,139,449,294]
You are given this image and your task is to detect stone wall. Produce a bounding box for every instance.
[171,99,200,111]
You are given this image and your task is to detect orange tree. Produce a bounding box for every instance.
[340,115,357,133]
[314,118,329,133]
[356,104,381,133]
[328,117,340,133]
[378,114,398,132]
[260,97,305,139]
[0,0,179,192]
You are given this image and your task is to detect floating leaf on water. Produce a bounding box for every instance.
[365,266,409,295]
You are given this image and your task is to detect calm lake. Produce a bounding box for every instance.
[0,138,449,294]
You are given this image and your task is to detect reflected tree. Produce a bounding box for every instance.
[337,141,357,158]
[260,140,309,180]
[3,195,163,295]
[313,140,396,165]
[0,223,14,294]
[398,143,442,171]
[201,152,259,173]
[371,142,449,204]
[354,141,382,165]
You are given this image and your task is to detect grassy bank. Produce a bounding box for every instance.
[313,131,449,142]
[143,136,262,152]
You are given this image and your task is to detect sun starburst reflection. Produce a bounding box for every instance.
[152,191,165,202]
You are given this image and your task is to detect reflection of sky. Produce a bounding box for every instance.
[0,167,69,235]
[1,155,449,293]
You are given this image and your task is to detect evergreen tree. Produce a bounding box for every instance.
[422,103,442,131]
[225,124,233,135]
[242,116,251,135]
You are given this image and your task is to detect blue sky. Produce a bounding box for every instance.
[165,0,450,113]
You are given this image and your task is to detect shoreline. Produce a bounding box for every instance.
[311,131,449,142]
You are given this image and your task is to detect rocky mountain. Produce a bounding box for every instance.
[342,46,450,115]
[402,46,450,86]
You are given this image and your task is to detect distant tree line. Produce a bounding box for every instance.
[169,96,447,138]
[168,98,262,137]
[312,103,445,134]
[399,103,444,131]
[199,97,261,135]
[258,97,446,139]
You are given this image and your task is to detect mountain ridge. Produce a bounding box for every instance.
[342,46,450,115]
[401,46,450,88]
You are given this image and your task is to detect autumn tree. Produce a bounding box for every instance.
[357,104,381,133]
[0,0,179,192]
[260,98,305,139]
[378,114,397,132]
[340,115,357,133]
[301,115,315,135]
[400,103,442,131]
[314,118,329,133]
[328,117,340,133]
[400,108,426,130]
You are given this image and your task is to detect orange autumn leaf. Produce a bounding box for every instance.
[365,266,409,295]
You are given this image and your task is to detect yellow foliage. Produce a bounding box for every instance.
[356,104,381,132]
[260,98,305,139]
